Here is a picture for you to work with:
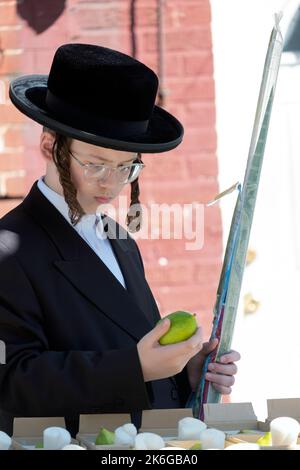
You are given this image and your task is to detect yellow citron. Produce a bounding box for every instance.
[158,311,198,345]
[256,432,272,446]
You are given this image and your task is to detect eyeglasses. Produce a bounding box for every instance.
[69,150,145,185]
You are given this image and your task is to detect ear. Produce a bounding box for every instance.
[40,130,56,162]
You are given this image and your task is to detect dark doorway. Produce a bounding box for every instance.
[17,0,66,34]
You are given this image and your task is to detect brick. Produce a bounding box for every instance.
[204,203,221,221]
[132,206,218,254]
[32,50,57,73]
[181,128,217,152]
[0,103,24,124]
[68,30,124,50]
[72,5,128,30]
[204,206,222,232]
[136,53,157,75]
[166,27,212,51]
[20,50,35,73]
[165,77,215,101]
[194,259,222,284]
[20,24,68,50]
[22,121,41,147]
[0,4,19,27]
[144,178,218,203]
[5,174,26,197]
[0,77,10,104]
[2,126,24,148]
[185,154,219,177]
[181,102,215,127]
[136,6,157,27]
[143,27,212,52]
[142,152,188,180]
[139,52,184,78]
[133,239,157,261]
[132,0,156,4]
[141,237,200,258]
[145,260,194,285]
[142,239,221,268]
[164,54,184,77]
[71,0,122,3]
[142,179,218,205]
[145,256,220,286]
[25,168,46,193]
[154,283,217,313]
[183,51,213,76]
[165,2,211,29]
[200,234,222,257]
[0,197,23,218]
[0,152,24,171]
[0,27,22,49]
[0,52,22,75]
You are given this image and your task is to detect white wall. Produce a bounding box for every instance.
[211,0,291,190]
[210,0,300,418]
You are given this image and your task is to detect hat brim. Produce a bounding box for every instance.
[9,75,184,153]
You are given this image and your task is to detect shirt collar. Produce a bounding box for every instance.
[37,176,103,233]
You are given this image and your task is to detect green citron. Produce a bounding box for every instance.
[95,427,115,445]
[256,432,272,446]
[35,441,43,448]
[158,311,198,345]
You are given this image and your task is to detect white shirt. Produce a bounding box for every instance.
[37,177,127,289]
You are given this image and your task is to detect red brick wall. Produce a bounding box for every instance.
[0,0,222,338]
[0,0,24,214]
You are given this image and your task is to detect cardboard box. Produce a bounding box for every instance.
[203,399,300,450]
[76,399,300,450]
[139,408,193,437]
[12,417,81,450]
[76,409,194,450]
[77,413,133,450]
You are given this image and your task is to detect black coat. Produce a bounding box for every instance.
[0,182,191,436]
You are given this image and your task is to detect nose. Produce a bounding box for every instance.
[97,178,117,195]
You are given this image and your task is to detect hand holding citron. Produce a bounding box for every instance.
[158,311,198,345]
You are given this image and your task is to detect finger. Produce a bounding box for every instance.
[211,383,232,395]
[166,327,203,355]
[205,372,235,387]
[202,338,219,355]
[182,327,203,351]
[219,350,241,364]
[208,362,238,376]
[147,318,170,345]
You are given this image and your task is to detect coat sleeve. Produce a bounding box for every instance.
[0,242,151,417]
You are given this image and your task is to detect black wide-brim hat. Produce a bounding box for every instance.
[9,43,184,153]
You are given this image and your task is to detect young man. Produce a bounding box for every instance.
[0,44,240,436]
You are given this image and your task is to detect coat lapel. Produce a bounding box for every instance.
[22,182,154,341]
[103,216,159,325]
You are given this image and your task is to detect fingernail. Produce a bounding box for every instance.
[209,364,215,371]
